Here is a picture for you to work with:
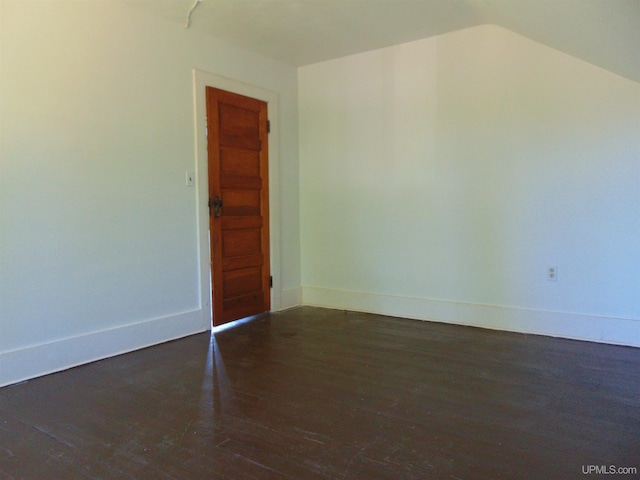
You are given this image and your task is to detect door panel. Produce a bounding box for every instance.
[206,87,270,326]
[222,229,262,257]
[221,190,261,216]
[221,149,261,177]
[218,104,262,150]
[223,268,263,298]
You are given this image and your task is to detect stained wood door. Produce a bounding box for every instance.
[206,87,270,326]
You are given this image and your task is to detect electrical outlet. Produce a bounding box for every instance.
[547,266,558,281]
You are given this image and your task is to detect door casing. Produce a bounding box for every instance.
[193,70,281,329]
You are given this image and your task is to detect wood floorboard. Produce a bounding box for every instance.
[1,306,639,479]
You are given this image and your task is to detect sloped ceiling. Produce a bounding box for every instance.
[127,0,640,82]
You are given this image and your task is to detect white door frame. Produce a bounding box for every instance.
[192,69,281,328]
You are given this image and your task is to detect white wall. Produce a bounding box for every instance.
[300,25,640,346]
[0,0,300,386]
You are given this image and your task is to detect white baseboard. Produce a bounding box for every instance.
[3,289,636,388]
[279,287,303,310]
[302,286,640,348]
[0,309,208,388]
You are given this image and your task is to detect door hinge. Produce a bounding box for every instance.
[269,276,273,288]
[267,120,271,134]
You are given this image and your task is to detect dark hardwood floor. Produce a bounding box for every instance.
[1,307,639,479]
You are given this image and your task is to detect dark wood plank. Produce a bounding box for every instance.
[1,307,639,479]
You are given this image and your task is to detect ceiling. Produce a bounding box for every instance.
[127,0,640,82]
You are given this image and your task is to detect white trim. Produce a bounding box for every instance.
[192,70,282,325]
[280,287,303,310]
[0,310,204,388]
[302,286,640,347]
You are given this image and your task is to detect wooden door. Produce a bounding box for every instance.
[206,87,270,326]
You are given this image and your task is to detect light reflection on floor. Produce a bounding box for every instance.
[211,314,263,334]
[197,325,247,439]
